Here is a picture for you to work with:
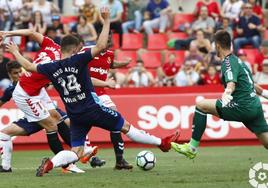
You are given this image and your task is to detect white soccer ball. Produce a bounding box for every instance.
[136,150,156,171]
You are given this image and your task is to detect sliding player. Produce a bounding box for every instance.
[171,30,268,159]
[5,8,180,176]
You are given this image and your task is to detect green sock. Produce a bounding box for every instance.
[190,108,207,148]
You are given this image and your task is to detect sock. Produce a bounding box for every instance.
[190,108,207,148]
[46,131,64,154]
[110,131,124,163]
[51,150,79,168]
[126,125,161,146]
[57,121,71,147]
[0,132,12,170]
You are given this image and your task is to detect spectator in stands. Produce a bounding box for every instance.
[46,27,61,45]
[185,42,205,67]
[0,0,23,31]
[221,0,244,23]
[189,6,216,37]
[249,0,263,20]
[254,59,268,84]
[174,60,199,87]
[50,15,70,38]
[102,0,123,43]
[189,29,211,57]
[237,49,252,72]
[73,0,85,13]
[108,69,126,88]
[233,3,263,54]
[200,64,221,85]
[194,0,221,20]
[79,0,99,25]
[126,60,155,87]
[0,46,11,90]
[143,0,172,34]
[26,0,60,25]
[19,0,33,29]
[77,15,97,46]
[254,40,268,74]
[219,17,233,39]
[156,53,180,86]
[122,0,145,33]
[27,11,47,51]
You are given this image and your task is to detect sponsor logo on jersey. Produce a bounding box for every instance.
[90,67,108,75]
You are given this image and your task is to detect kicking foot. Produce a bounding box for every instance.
[36,157,53,177]
[80,146,98,164]
[159,131,180,152]
[0,165,12,173]
[171,142,197,159]
[114,159,133,170]
[62,164,85,173]
[90,156,106,168]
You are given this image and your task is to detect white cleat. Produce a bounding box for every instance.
[62,164,85,174]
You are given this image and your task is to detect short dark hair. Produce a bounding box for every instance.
[60,35,80,53]
[6,61,21,73]
[214,30,231,50]
[46,27,57,35]
[72,33,85,45]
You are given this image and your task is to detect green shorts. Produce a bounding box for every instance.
[216,99,268,134]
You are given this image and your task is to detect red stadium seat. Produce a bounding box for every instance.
[147,34,168,50]
[116,50,137,67]
[264,30,268,40]
[172,13,195,31]
[165,51,186,66]
[112,33,120,50]
[168,32,188,40]
[242,48,259,65]
[122,33,143,50]
[141,51,162,68]
[61,16,78,24]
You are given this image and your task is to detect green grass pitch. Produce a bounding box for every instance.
[0,146,267,188]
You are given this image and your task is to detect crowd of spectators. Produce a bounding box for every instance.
[0,0,268,90]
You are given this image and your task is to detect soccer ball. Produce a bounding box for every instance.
[136,150,156,171]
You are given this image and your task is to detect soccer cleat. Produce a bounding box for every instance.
[158,131,180,152]
[0,165,12,173]
[114,159,133,170]
[36,157,53,177]
[171,142,197,159]
[62,164,85,174]
[80,146,98,164]
[90,156,106,168]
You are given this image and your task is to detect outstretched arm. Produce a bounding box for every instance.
[91,7,110,58]
[91,77,116,89]
[0,29,44,45]
[111,58,131,69]
[5,42,37,72]
[255,84,268,99]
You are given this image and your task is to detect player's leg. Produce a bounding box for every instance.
[171,99,219,159]
[99,95,132,169]
[257,132,268,150]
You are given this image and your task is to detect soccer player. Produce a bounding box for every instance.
[0,28,67,157]
[77,32,133,169]
[5,7,180,176]
[171,30,268,159]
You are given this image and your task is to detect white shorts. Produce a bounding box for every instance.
[12,83,56,122]
[98,94,116,108]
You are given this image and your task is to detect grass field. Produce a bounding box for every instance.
[0,146,267,188]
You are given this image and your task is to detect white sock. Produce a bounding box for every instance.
[51,150,78,168]
[83,145,93,156]
[0,132,12,170]
[126,125,161,146]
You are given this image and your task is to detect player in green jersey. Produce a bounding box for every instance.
[171,30,268,159]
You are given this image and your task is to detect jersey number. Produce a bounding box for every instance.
[58,75,81,95]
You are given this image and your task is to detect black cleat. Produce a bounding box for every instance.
[114,159,133,170]
[90,156,106,168]
[0,165,12,173]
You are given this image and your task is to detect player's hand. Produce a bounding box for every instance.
[221,89,233,107]
[0,31,7,45]
[100,6,110,21]
[5,42,19,54]
[106,78,116,89]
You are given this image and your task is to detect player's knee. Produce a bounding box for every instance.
[121,120,130,134]
[49,110,62,123]
[196,100,207,112]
